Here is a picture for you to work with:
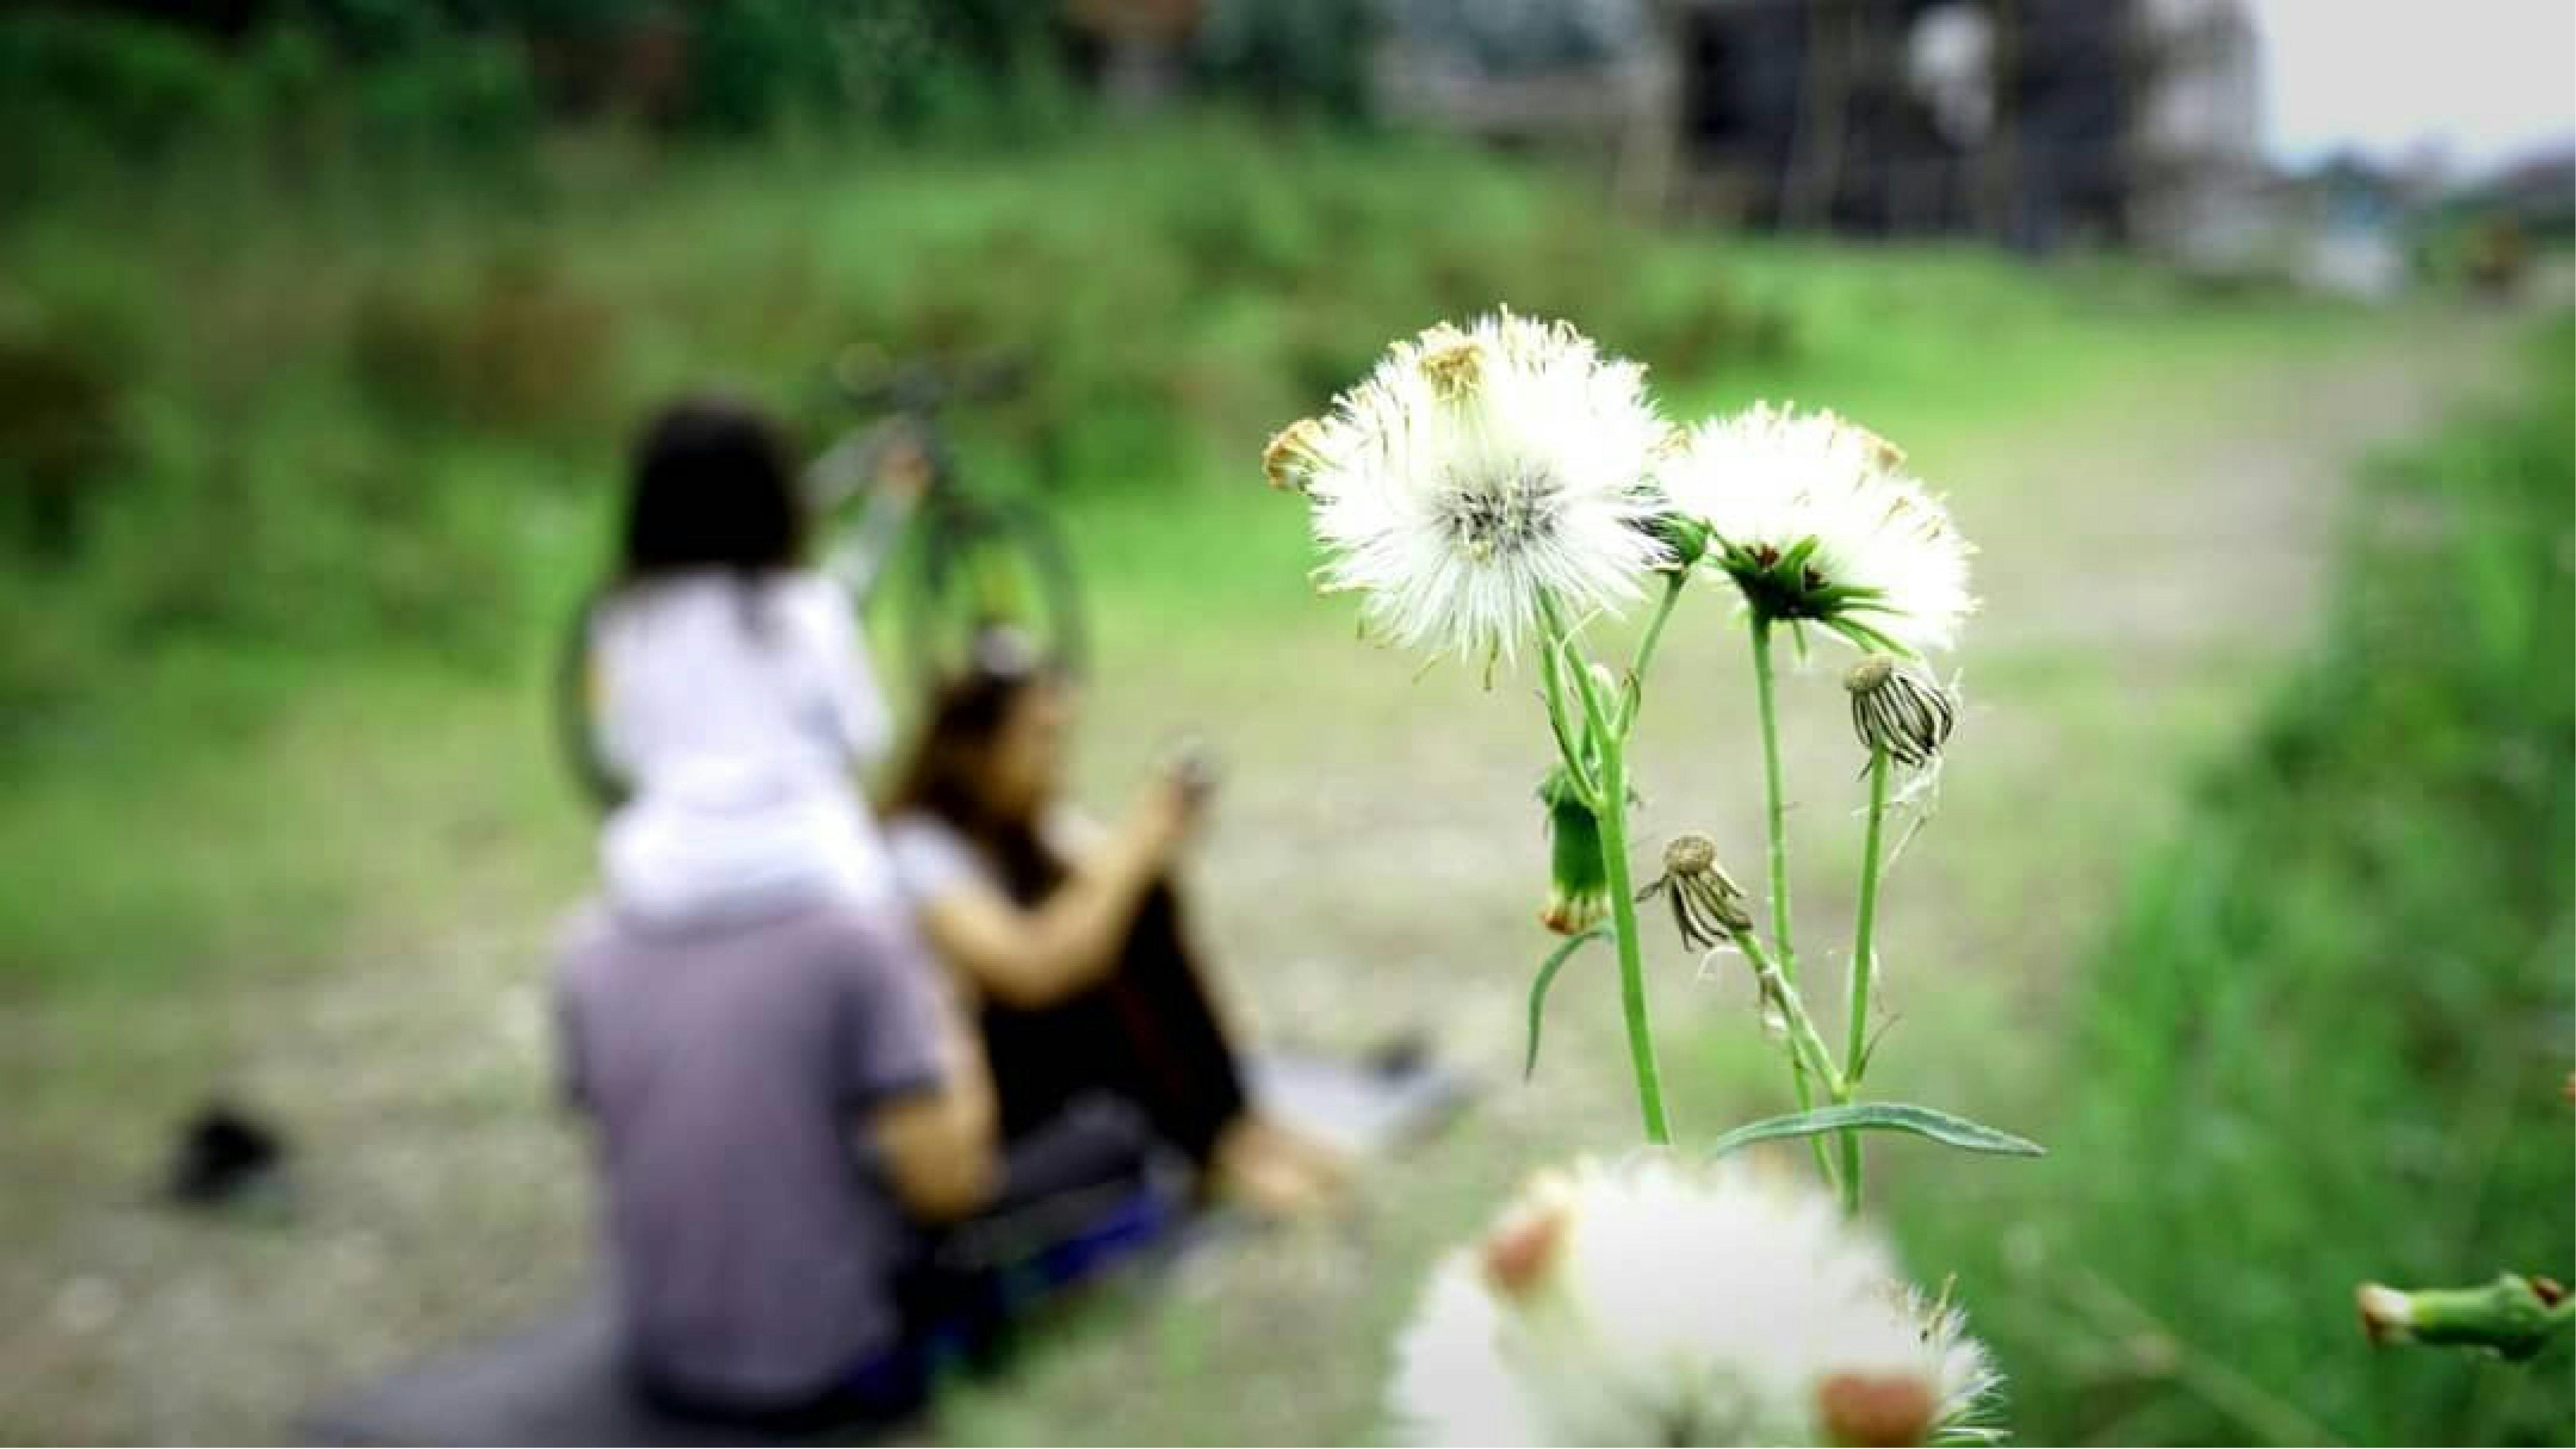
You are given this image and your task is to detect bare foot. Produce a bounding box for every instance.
[1240,1114,1351,1187]
[1210,1119,1343,1218]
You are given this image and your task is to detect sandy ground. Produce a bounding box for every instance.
[0,312,2511,1444]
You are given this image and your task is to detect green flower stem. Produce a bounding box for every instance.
[1535,599,1670,1144]
[1593,727,1674,1146]
[1726,925,1846,1097]
[1837,745,1892,1215]
[1749,619,1799,980]
[1536,603,1599,805]
[1749,617,1832,1182]
[1618,572,1688,733]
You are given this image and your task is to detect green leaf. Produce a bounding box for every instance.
[1706,1102,2046,1159]
[1524,928,1609,1081]
[1826,616,1911,657]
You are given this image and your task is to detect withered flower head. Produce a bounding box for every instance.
[1636,832,1754,952]
[1844,654,1956,769]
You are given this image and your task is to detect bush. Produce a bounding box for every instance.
[349,33,542,162]
[0,11,543,207]
[83,401,533,666]
[0,11,250,199]
[349,248,621,440]
[0,316,129,557]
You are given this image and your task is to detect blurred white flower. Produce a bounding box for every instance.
[1282,311,1670,667]
[1660,404,1974,656]
[1390,1156,1999,1447]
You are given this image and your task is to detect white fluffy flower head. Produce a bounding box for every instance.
[1279,311,1670,668]
[1661,404,1974,657]
[1391,1155,1999,1446]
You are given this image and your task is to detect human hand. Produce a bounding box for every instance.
[1167,736,1219,813]
[1133,751,1213,860]
[877,427,934,504]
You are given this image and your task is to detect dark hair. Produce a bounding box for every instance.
[885,629,1069,902]
[619,396,806,582]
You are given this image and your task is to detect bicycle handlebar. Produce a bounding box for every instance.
[831,346,1028,416]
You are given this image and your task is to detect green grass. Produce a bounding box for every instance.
[1904,319,2576,1446]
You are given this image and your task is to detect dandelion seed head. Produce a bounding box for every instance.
[1660,403,1975,657]
[1390,1156,2002,1446]
[1288,311,1670,666]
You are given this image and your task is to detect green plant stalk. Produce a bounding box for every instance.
[1536,608,1599,803]
[1749,619,1799,980]
[1726,923,1846,1097]
[2362,1275,2576,1361]
[1535,596,1670,1144]
[1593,730,1674,1145]
[1617,572,1688,733]
[1837,745,1892,1214]
[1749,616,1832,1182]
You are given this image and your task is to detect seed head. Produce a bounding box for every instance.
[1390,1157,2001,1447]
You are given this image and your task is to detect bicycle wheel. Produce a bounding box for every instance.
[892,494,1089,688]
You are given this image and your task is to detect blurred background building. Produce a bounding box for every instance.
[1369,0,2266,255]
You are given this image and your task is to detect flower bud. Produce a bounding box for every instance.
[1844,654,1956,769]
[1650,511,1713,572]
[1636,832,1754,951]
[2357,1274,2571,1360]
[1538,767,1610,937]
[2355,1283,2417,1345]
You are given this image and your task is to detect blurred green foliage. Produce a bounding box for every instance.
[0,120,1806,748]
[0,9,545,200]
[0,1,1373,199]
[1916,318,2576,1445]
[1194,0,1378,114]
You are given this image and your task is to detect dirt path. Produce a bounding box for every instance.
[0,313,2511,1444]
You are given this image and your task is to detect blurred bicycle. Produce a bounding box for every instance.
[555,347,1089,810]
